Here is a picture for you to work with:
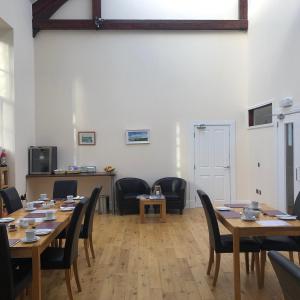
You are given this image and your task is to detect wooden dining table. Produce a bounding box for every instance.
[5,200,78,300]
[215,203,300,300]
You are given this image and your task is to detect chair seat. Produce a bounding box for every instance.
[217,234,261,253]
[56,225,89,239]
[257,236,300,251]
[13,266,32,298]
[41,247,68,270]
[163,193,180,201]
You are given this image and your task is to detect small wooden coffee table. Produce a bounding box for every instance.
[139,196,166,223]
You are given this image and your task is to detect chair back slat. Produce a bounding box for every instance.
[293,192,300,219]
[0,187,23,214]
[269,251,300,300]
[0,224,15,300]
[63,198,88,267]
[197,190,222,251]
[53,180,77,199]
[82,187,102,238]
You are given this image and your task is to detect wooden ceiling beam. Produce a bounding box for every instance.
[34,19,248,31]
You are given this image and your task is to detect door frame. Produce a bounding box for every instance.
[276,109,300,212]
[190,120,236,208]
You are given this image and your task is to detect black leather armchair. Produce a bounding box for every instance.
[268,251,300,300]
[116,178,150,215]
[153,177,186,214]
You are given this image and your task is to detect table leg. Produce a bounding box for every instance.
[233,229,241,300]
[161,202,166,222]
[32,247,42,300]
[140,202,145,223]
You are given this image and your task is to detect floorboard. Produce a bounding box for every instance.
[39,208,284,300]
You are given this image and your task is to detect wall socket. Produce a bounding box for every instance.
[256,189,262,195]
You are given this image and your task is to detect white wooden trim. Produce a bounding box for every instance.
[191,120,236,208]
[248,100,273,111]
[247,123,274,130]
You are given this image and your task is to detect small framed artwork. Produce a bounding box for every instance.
[126,129,150,145]
[78,131,96,145]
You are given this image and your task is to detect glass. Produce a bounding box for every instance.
[153,185,162,196]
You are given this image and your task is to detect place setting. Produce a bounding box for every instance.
[21,229,40,244]
[0,217,15,223]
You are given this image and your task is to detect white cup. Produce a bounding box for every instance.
[243,208,256,219]
[67,195,73,201]
[28,218,36,226]
[45,210,55,220]
[27,202,34,210]
[40,193,47,200]
[25,229,36,241]
[250,201,259,209]
[42,203,50,209]
[19,219,29,228]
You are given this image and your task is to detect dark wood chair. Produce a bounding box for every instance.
[0,224,32,300]
[41,198,88,300]
[0,187,23,214]
[57,187,102,267]
[268,251,300,300]
[53,180,77,199]
[197,189,261,287]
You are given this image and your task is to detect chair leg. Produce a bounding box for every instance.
[289,251,294,262]
[260,251,266,288]
[251,252,255,271]
[89,234,96,259]
[73,258,82,292]
[207,246,214,275]
[84,239,91,267]
[245,252,249,274]
[298,252,300,265]
[212,253,221,286]
[254,252,261,288]
[65,269,73,300]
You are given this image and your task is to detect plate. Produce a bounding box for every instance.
[32,201,44,204]
[0,217,15,223]
[73,196,84,200]
[44,217,56,221]
[25,208,36,211]
[241,215,256,221]
[60,207,74,211]
[216,206,231,211]
[64,200,75,204]
[276,215,297,220]
[35,229,52,236]
[21,236,40,243]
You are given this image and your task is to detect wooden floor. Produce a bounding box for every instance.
[40,208,284,300]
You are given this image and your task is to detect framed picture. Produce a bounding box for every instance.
[78,131,96,145]
[126,129,150,144]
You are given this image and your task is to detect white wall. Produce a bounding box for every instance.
[0,0,35,193]
[35,29,249,204]
[247,0,300,206]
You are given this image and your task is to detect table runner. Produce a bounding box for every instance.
[218,211,241,219]
[9,239,21,247]
[24,213,46,218]
[224,203,249,208]
[36,222,61,230]
[262,210,285,217]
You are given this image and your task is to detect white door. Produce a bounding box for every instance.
[277,113,300,213]
[194,124,231,207]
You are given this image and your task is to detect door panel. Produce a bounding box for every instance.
[194,125,231,207]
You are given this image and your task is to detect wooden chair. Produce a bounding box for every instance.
[269,251,300,300]
[53,180,77,199]
[0,224,32,300]
[41,198,88,300]
[0,187,23,214]
[197,189,261,287]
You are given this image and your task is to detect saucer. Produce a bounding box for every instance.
[25,207,36,211]
[73,196,84,200]
[44,217,56,221]
[0,217,15,223]
[276,215,297,220]
[32,201,44,204]
[216,206,231,211]
[35,229,52,236]
[60,207,74,211]
[64,200,75,204]
[241,215,256,221]
[21,236,40,243]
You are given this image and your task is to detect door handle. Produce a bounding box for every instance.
[224,166,230,169]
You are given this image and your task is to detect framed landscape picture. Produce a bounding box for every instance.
[78,131,96,145]
[126,129,150,145]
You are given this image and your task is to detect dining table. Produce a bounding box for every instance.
[215,203,300,300]
[4,199,81,300]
